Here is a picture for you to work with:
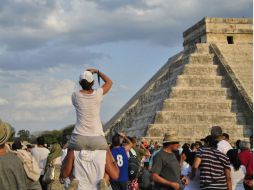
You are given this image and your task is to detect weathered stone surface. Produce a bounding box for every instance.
[146,124,252,142]
[163,99,236,112]
[183,17,253,50]
[105,17,253,144]
[169,87,231,99]
[176,75,226,87]
[183,65,218,75]
[215,44,253,100]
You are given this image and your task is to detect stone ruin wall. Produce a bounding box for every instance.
[105,17,253,143]
[105,52,185,140]
[183,17,253,50]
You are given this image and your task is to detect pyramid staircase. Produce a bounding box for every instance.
[146,44,252,143]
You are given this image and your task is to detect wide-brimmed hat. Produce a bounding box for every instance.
[162,132,179,144]
[0,120,11,145]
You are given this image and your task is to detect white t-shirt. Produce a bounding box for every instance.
[230,165,246,190]
[61,148,68,162]
[217,140,233,154]
[72,88,104,136]
[181,161,200,190]
[73,150,106,190]
[31,147,50,175]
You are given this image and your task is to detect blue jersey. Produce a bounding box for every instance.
[111,146,129,182]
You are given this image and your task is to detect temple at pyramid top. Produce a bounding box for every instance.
[183,17,253,49]
[105,17,253,143]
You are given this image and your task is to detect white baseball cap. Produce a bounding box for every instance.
[79,71,94,83]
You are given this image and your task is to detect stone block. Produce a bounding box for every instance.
[163,99,236,112]
[169,87,231,99]
[106,18,253,143]
[176,75,226,87]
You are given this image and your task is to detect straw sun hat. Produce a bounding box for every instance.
[0,120,11,145]
[162,132,179,144]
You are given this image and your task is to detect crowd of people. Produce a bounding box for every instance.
[0,123,253,190]
[0,68,253,190]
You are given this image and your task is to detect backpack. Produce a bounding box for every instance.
[16,150,40,181]
[138,168,152,189]
[128,149,141,181]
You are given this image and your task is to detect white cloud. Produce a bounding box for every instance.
[0,0,252,51]
[12,108,72,122]
[15,78,75,108]
[0,0,251,71]
[0,74,76,124]
[0,0,252,132]
[0,97,9,105]
[45,14,67,31]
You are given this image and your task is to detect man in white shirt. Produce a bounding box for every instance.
[211,126,232,155]
[31,136,50,190]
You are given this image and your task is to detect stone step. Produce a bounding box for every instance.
[185,44,210,54]
[146,124,252,138]
[163,99,236,112]
[143,136,251,145]
[183,64,218,75]
[154,111,246,124]
[226,57,253,62]
[170,87,232,99]
[125,127,146,137]
[186,54,214,65]
[194,44,211,54]
[176,75,226,87]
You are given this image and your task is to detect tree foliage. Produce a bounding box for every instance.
[3,120,75,145]
[40,124,74,145]
[17,129,30,141]
[62,124,75,136]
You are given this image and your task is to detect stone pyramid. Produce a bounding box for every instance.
[105,17,253,143]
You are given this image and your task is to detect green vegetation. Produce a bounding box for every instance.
[39,124,75,144]
[17,129,30,141]
[1,117,75,145]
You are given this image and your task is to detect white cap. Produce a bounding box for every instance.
[79,71,94,83]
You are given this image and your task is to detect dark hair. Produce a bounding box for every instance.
[207,135,218,148]
[61,135,69,146]
[195,141,202,148]
[190,143,196,150]
[26,144,33,149]
[12,140,22,150]
[181,143,195,166]
[112,134,121,147]
[186,152,196,166]
[182,143,190,151]
[79,79,94,90]
[236,140,241,149]
[129,137,137,144]
[223,133,229,140]
[37,136,45,146]
[211,126,223,137]
[227,149,241,171]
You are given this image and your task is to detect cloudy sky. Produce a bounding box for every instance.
[0,0,252,133]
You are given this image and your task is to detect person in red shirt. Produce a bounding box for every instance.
[238,140,253,190]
